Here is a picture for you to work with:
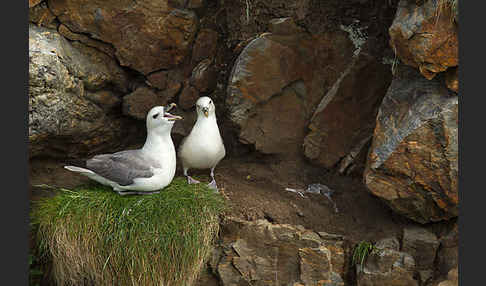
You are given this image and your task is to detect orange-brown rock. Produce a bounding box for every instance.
[29,2,57,29]
[48,0,198,75]
[189,59,217,93]
[389,0,458,80]
[122,86,174,120]
[191,29,219,64]
[364,66,458,223]
[303,52,392,169]
[58,24,116,59]
[226,32,354,156]
[212,217,346,286]
[178,81,200,110]
[29,0,42,8]
[146,71,169,90]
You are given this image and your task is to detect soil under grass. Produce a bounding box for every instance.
[30,177,225,286]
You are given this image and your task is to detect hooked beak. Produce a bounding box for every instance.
[203,107,209,118]
[164,103,182,121]
[166,103,177,112]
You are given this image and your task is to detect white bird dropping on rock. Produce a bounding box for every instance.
[178,96,226,191]
[64,104,182,195]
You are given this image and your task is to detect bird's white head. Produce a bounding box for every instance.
[196,96,216,119]
[146,104,182,134]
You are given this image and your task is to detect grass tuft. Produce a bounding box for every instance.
[31,177,226,286]
[352,241,375,272]
[437,0,458,23]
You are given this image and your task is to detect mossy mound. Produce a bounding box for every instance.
[31,177,225,286]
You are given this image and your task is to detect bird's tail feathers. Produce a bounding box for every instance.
[64,165,95,174]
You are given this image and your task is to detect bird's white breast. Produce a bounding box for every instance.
[179,118,225,169]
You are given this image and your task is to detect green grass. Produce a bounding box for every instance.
[31,177,226,286]
[352,241,375,272]
[29,253,43,286]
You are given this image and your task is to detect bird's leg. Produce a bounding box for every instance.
[184,168,200,184]
[117,191,137,196]
[207,167,218,191]
[136,191,160,195]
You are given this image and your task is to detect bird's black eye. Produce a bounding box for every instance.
[209,100,212,104]
[152,113,159,119]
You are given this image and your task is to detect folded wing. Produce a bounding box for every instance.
[86,150,157,186]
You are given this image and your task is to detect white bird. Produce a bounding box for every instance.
[64,104,182,195]
[178,96,226,191]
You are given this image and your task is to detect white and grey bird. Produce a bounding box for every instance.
[178,96,225,191]
[64,104,182,195]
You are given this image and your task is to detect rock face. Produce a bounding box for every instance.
[48,0,198,74]
[29,24,138,158]
[364,66,458,224]
[437,268,458,286]
[357,237,418,286]
[210,217,347,286]
[226,31,355,156]
[402,227,439,271]
[122,86,173,120]
[303,51,392,169]
[389,0,458,80]
[437,223,458,276]
[445,67,459,93]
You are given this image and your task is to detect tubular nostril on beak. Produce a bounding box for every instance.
[203,107,209,117]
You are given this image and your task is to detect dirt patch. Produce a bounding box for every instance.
[30,153,412,245]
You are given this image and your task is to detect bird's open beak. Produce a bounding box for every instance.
[166,114,183,121]
[164,103,182,121]
[166,103,177,112]
[203,107,209,117]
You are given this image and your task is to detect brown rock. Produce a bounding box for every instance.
[303,52,392,169]
[437,224,458,276]
[364,66,458,223]
[48,0,198,74]
[357,239,418,286]
[389,0,458,79]
[189,59,217,93]
[29,24,138,158]
[268,17,304,35]
[29,2,57,29]
[437,268,458,286]
[187,0,205,9]
[29,0,43,8]
[146,71,169,90]
[402,226,439,270]
[445,67,458,93]
[226,32,354,156]
[85,90,121,111]
[70,41,130,93]
[123,86,173,120]
[178,82,200,110]
[192,29,219,63]
[299,247,333,285]
[214,217,346,286]
[165,81,183,98]
[58,24,116,58]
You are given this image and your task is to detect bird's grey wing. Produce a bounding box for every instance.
[86,150,154,186]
